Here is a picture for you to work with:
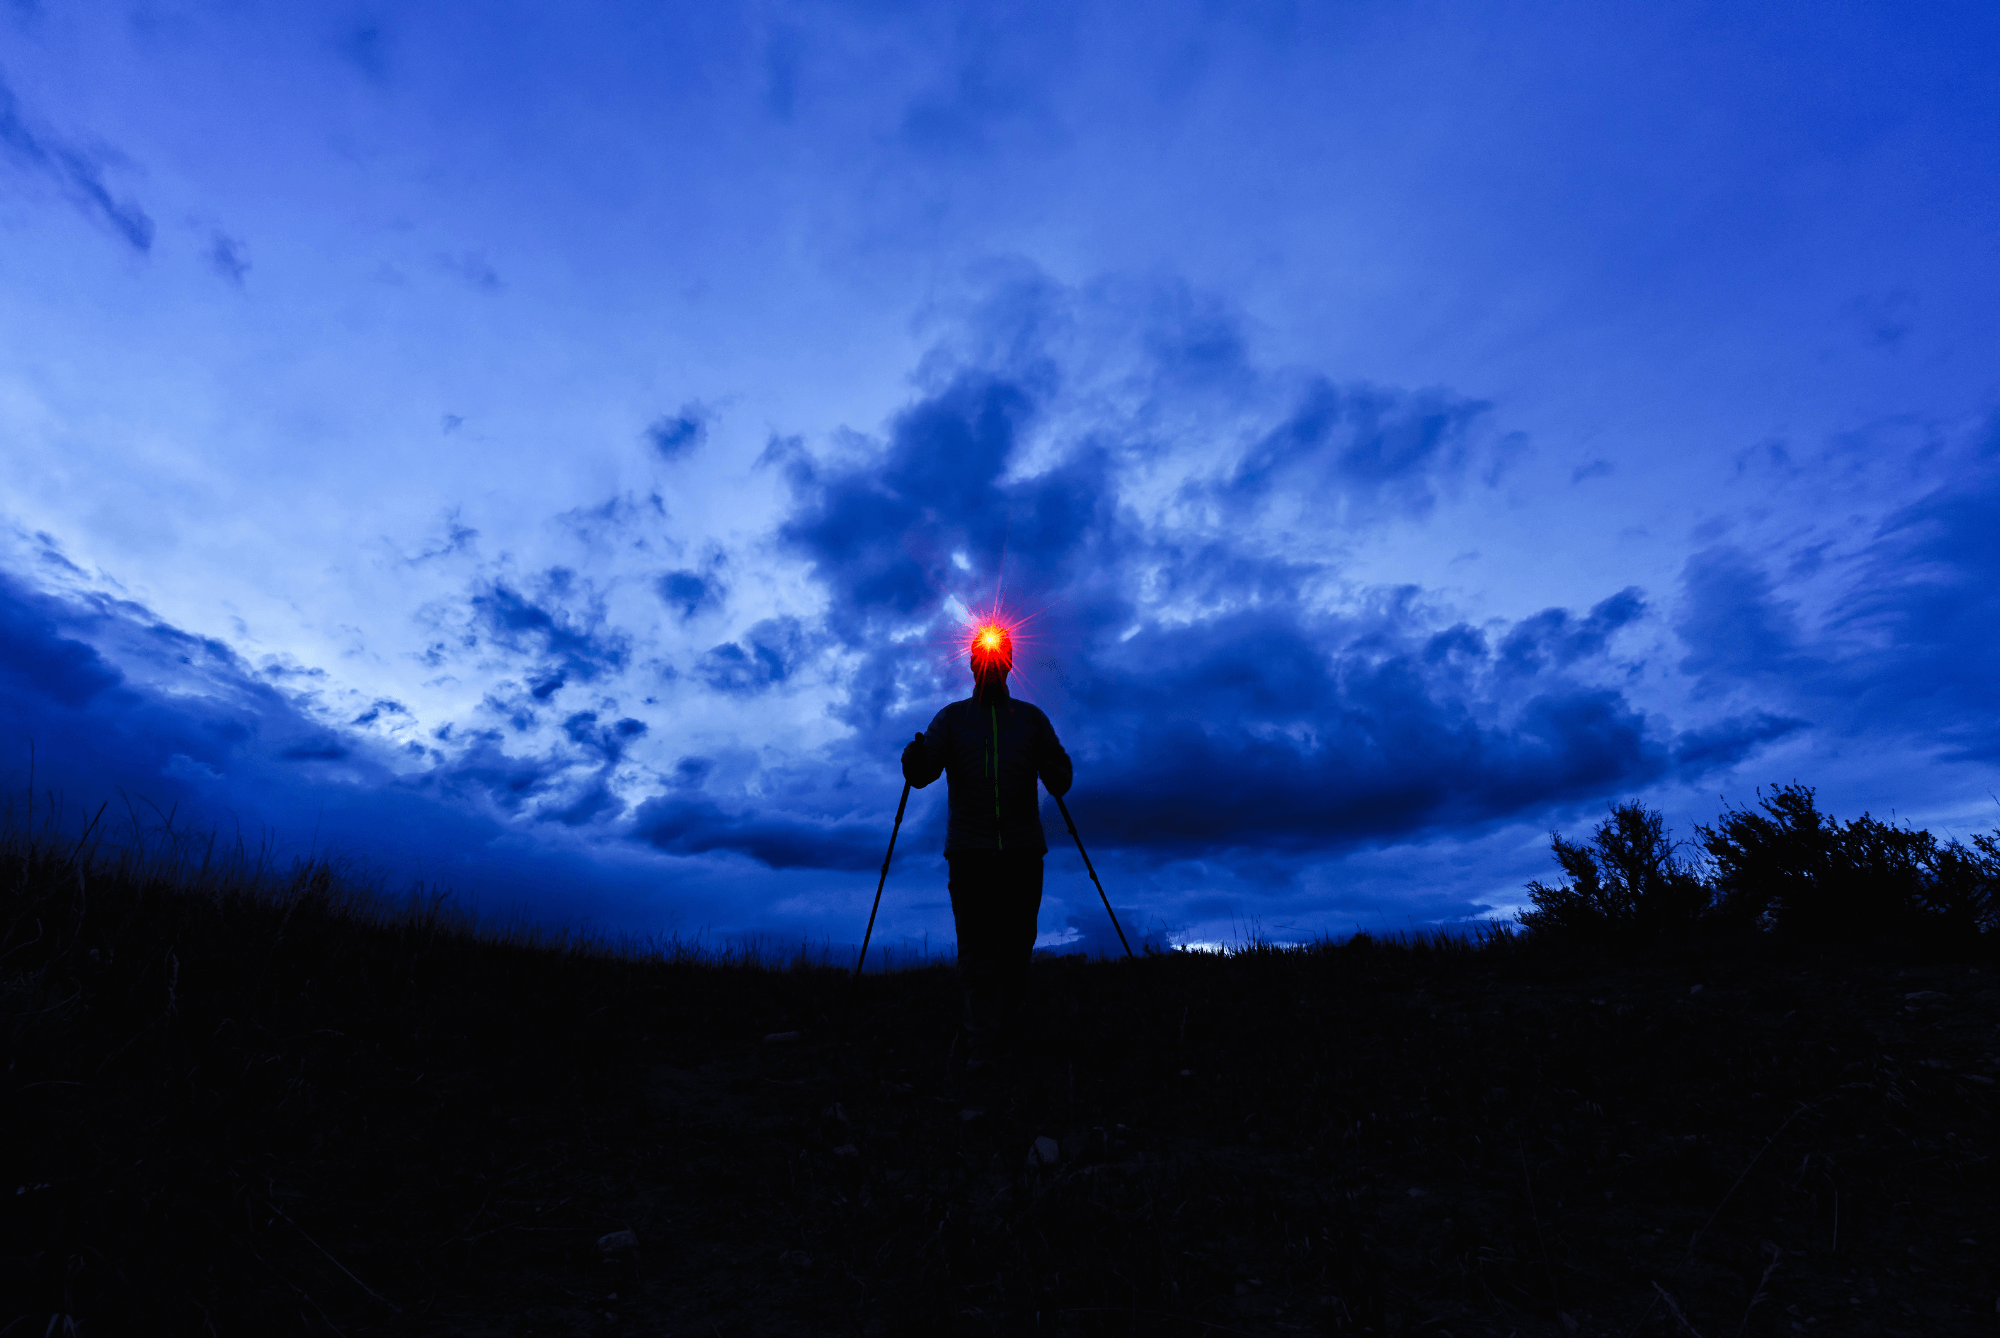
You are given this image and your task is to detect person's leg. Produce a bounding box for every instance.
[995,853,1045,1049]
[947,852,1007,1064]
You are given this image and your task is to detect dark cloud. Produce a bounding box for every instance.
[338,22,390,84]
[0,570,764,939]
[1054,613,1675,863]
[278,739,349,762]
[1662,441,2000,768]
[469,575,628,696]
[29,531,88,579]
[696,616,807,695]
[428,732,562,813]
[1497,589,1645,676]
[0,577,126,707]
[1835,449,2000,760]
[0,573,646,921]
[204,231,249,285]
[1674,546,1809,688]
[748,279,1802,871]
[482,686,540,730]
[629,795,883,870]
[778,370,1108,648]
[1672,713,1808,775]
[1213,379,1491,521]
[562,711,647,763]
[896,34,1047,159]
[657,569,721,619]
[0,74,153,252]
[645,405,709,460]
[548,779,621,827]
[1129,279,1253,389]
[351,698,410,726]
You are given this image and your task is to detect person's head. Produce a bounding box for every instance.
[969,624,1013,691]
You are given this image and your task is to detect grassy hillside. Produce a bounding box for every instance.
[3,797,1995,1336]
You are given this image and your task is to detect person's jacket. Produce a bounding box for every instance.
[903,681,1072,855]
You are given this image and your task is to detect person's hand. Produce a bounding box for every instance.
[900,731,925,771]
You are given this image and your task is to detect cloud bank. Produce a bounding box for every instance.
[5,273,1996,945]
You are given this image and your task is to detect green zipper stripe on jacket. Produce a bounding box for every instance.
[990,701,1003,851]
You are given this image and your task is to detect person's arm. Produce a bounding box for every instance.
[1036,711,1073,798]
[902,711,948,787]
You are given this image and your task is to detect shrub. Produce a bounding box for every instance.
[1517,802,1711,942]
[1696,784,1837,933]
[1698,783,1999,942]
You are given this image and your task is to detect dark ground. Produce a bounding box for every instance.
[4,846,1997,1336]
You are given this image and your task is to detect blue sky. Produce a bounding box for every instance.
[4,2,1998,953]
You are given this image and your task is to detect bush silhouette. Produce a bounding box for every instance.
[1698,783,1998,942]
[1517,787,1999,948]
[1517,802,1711,942]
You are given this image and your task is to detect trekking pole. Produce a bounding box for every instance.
[1053,793,1134,960]
[853,778,913,980]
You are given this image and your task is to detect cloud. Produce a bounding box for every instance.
[562,710,647,763]
[0,573,464,865]
[352,698,411,726]
[748,275,1795,869]
[777,371,1084,637]
[645,405,709,460]
[1661,435,2000,769]
[1056,612,1675,863]
[0,576,126,707]
[1213,378,1491,523]
[0,73,153,252]
[204,231,249,284]
[162,752,224,785]
[695,616,808,695]
[278,739,350,762]
[1496,589,1645,676]
[657,568,721,619]
[1674,546,1807,687]
[1834,446,2000,760]
[1672,712,1808,775]
[629,795,884,870]
[437,251,501,291]
[895,31,1049,160]
[468,574,629,698]
[338,22,390,85]
[402,513,478,564]
[425,731,564,813]
[0,568,716,935]
[548,778,622,827]
[20,262,1888,886]
[1047,909,1170,959]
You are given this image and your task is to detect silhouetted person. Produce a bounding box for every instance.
[901,627,1072,1073]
